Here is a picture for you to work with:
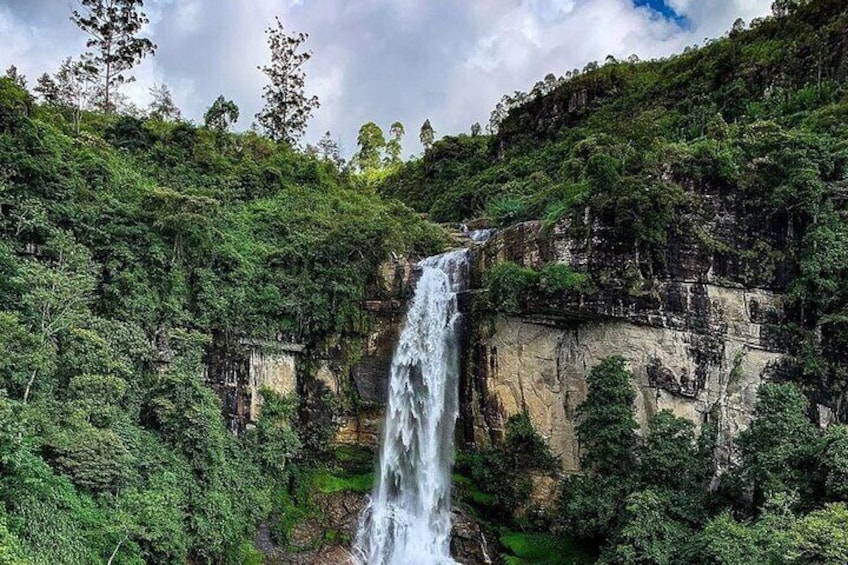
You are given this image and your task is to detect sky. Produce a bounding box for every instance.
[0,0,772,157]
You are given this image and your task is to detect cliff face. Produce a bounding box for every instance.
[462,223,786,472]
[209,193,796,475]
[458,211,793,472]
[287,205,792,473]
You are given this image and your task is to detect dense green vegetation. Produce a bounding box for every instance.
[556,355,848,564]
[3,0,848,563]
[0,76,440,563]
[486,262,590,313]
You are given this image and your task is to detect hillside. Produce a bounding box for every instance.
[0,79,442,563]
[382,0,848,414]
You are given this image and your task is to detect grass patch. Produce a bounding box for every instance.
[333,445,376,472]
[500,532,593,565]
[312,470,374,494]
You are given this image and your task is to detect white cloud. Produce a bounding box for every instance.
[0,0,772,156]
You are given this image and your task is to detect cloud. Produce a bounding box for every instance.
[0,0,772,156]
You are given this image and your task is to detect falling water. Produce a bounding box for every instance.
[353,248,470,565]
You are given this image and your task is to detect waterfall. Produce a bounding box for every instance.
[354,248,469,565]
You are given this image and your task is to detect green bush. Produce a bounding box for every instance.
[486,261,590,313]
[456,413,556,522]
[486,262,538,313]
[537,264,589,293]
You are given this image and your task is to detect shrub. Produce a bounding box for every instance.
[486,262,538,313]
[538,263,589,293]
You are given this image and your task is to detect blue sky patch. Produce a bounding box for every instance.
[634,0,689,27]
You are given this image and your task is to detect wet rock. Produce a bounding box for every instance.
[451,507,502,565]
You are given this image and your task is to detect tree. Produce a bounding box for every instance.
[738,383,818,506]
[3,66,26,89]
[15,232,96,403]
[603,490,691,564]
[47,58,98,132]
[639,411,701,489]
[470,122,482,137]
[71,0,157,113]
[385,121,405,165]
[355,122,385,173]
[638,410,709,523]
[419,119,435,151]
[148,84,180,121]
[690,512,762,564]
[772,0,808,18]
[576,356,638,476]
[819,425,848,502]
[317,131,343,169]
[203,95,239,133]
[488,101,506,134]
[34,74,59,105]
[788,503,848,564]
[255,17,319,145]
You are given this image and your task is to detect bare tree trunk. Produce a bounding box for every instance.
[107,535,128,565]
[22,368,37,404]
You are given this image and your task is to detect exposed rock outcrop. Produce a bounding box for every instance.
[461,216,789,472]
[203,337,304,432]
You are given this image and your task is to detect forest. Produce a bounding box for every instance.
[1,0,847,563]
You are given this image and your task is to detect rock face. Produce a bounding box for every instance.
[257,491,365,565]
[297,214,789,476]
[305,255,419,449]
[467,313,781,473]
[461,217,789,472]
[203,337,304,432]
[451,507,501,565]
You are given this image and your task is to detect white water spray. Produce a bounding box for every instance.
[354,249,470,565]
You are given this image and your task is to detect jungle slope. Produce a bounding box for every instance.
[0,80,442,564]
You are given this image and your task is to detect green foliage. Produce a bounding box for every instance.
[0,75,439,564]
[737,382,818,505]
[356,122,387,173]
[486,262,538,313]
[203,95,239,133]
[637,410,711,523]
[560,474,631,541]
[787,503,848,564]
[312,471,374,494]
[561,359,717,555]
[456,413,557,522]
[485,261,589,313]
[537,263,590,294]
[576,356,638,476]
[500,532,593,565]
[819,425,848,502]
[486,196,529,228]
[243,389,300,475]
[689,511,767,564]
[601,490,693,565]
